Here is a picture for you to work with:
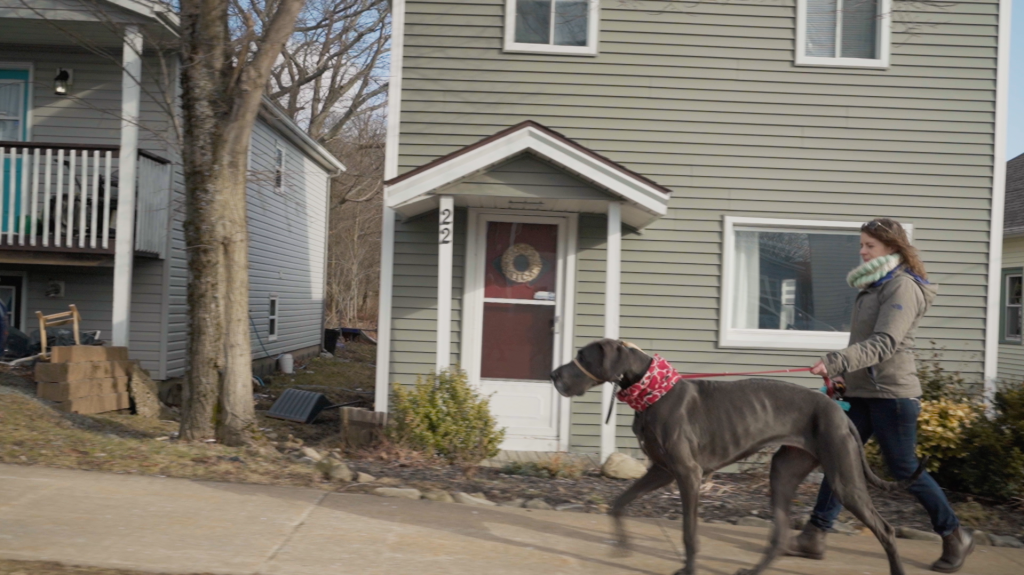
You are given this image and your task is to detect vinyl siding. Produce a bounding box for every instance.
[393,0,1000,453]
[997,236,1024,384]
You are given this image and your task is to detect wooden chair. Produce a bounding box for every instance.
[35,304,80,358]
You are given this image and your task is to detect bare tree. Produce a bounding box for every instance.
[178,0,305,445]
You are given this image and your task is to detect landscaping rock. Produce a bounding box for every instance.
[832,522,859,535]
[453,492,496,507]
[375,477,402,487]
[791,516,807,530]
[736,516,772,529]
[314,459,353,482]
[524,499,553,511]
[555,503,585,512]
[422,490,455,503]
[128,362,162,418]
[320,352,334,359]
[300,447,323,462]
[499,498,526,508]
[896,527,941,542]
[972,531,992,546]
[374,488,422,500]
[355,472,376,483]
[601,453,648,480]
[990,535,1024,548]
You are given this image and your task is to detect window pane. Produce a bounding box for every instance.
[269,298,277,316]
[0,120,18,141]
[841,0,878,59]
[516,0,552,44]
[1009,276,1022,306]
[269,318,277,334]
[484,222,558,300]
[554,0,588,46]
[481,302,555,380]
[1007,309,1022,341]
[732,230,861,331]
[806,0,838,57]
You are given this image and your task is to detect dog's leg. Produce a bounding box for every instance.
[610,464,674,556]
[671,464,703,575]
[737,446,818,575]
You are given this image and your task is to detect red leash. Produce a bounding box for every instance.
[676,367,841,399]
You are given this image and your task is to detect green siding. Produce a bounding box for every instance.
[997,236,1024,384]
[391,0,1000,453]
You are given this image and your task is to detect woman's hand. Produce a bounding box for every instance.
[810,360,829,377]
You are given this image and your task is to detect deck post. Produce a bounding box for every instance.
[436,195,454,371]
[601,202,622,463]
[111,25,142,347]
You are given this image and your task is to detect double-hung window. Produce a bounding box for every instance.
[721,217,911,350]
[504,0,599,55]
[796,0,891,68]
[1002,269,1022,344]
[268,295,279,342]
[274,145,286,195]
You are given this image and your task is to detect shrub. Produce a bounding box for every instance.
[388,368,505,464]
[918,361,973,403]
[501,455,586,480]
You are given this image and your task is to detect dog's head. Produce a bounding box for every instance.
[550,339,651,397]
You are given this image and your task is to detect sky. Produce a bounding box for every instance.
[1008,0,1024,160]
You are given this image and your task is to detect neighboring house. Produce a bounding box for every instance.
[376,0,1013,460]
[997,152,1024,383]
[0,0,343,379]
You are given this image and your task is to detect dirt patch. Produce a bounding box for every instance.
[0,559,212,575]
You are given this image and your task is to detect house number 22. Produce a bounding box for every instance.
[439,208,452,245]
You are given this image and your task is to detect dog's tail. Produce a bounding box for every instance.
[849,419,929,492]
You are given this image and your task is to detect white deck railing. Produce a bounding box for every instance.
[0,142,170,257]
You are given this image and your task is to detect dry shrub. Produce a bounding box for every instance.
[501,455,586,480]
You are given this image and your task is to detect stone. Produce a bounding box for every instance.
[736,516,772,529]
[300,447,323,462]
[972,531,992,546]
[709,519,731,525]
[524,499,553,511]
[422,490,455,503]
[792,516,807,530]
[128,362,162,418]
[896,527,942,542]
[374,488,422,500]
[315,459,353,482]
[990,535,1024,548]
[832,522,859,535]
[35,360,134,383]
[320,352,334,359]
[555,503,585,512]
[56,391,131,415]
[601,453,648,480]
[355,472,376,483]
[50,345,130,363]
[499,498,526,508]
[375,477,402,487]
[453,492,496,507]
[159,404,180,421]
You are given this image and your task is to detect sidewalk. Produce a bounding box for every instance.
[0,464,1021,575]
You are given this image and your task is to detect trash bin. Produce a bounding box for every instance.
[324,328,342,354]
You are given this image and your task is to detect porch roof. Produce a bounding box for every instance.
[384,121,673,229]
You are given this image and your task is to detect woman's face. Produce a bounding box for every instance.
[860,232,895,262]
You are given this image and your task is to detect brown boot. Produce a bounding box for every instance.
[931,527,974,573]
[786,522,827,560]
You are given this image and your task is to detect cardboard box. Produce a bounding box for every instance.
[35,361,133,383]
[49,346,129,363]
[38,376,130,402]
[56,391,131,415]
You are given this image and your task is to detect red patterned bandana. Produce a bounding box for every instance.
[616,354,680,412]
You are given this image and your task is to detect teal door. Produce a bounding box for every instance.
[1,69,29,235]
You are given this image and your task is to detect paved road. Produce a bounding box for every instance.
[0,464,1021,575]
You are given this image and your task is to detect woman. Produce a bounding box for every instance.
[790,218,973,573]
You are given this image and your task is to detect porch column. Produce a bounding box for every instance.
[601,202,622,463]
[436,195,454,371]
[111,25,142,347]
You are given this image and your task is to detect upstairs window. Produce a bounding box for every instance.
[1002,270,1022,344]
[796,0,891,68]
[268,295,279,342]
[504,0,599,55]
[274,145,286,194]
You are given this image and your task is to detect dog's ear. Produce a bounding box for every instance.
[598,339,624,381]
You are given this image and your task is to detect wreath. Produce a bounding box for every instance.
[501,243,543,284]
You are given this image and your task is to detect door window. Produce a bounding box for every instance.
[0,70,29,141]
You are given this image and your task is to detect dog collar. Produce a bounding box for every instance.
[617,354,680,411]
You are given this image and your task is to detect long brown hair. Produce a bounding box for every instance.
[862,218,927,279]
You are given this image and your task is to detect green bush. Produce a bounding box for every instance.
[388,368,505,464]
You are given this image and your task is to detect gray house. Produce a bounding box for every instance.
[997,152,1024,383]
[0,0,344,379]
[375,0,1013,461]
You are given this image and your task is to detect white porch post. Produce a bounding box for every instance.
[600,202,622,463]
[436,195,454,371]
[111,25,142,347]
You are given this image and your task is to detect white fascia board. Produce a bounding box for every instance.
[386,126,669,217]
[259,98,346,175]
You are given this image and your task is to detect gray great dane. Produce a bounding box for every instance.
[550,339,925,575]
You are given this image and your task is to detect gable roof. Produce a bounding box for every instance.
[1005,152,1024,236]
[385,121,673,229]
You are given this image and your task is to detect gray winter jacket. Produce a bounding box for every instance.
[822,267,938,399]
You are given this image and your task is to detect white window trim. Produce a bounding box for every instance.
[268,294,279,342]
[795,0,891,69]
[719,216,912,351]
[274,144,286,195]
[503,0,600,56]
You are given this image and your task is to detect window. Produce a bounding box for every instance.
[504,0,599,55]
[1002,269,1022,345]
[721,217,911,350]
[274,145,286,195]
[796,0,891,68]
[268,295,279,342]
[0,68,30,141]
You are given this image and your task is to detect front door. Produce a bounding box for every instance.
[472,214,569,452]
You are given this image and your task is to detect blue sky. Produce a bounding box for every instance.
[1008,0,1024,160]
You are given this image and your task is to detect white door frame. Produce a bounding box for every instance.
[463,208,578,452]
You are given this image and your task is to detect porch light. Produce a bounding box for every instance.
[54,69,72,95]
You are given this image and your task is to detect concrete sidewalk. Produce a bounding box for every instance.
[0,464,1021,575]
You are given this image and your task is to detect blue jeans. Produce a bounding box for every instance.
[809,397,960,537]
